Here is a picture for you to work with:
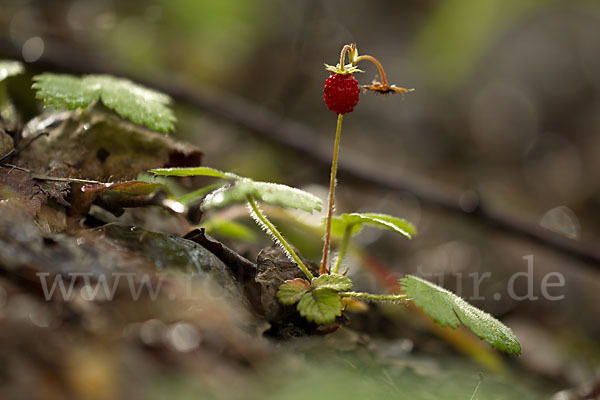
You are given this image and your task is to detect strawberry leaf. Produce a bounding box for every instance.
[297,288,343,325]
[202,178,322,213]
[149,166,239,180]
[330,213,415,239]
[277,279,311,305]
[0,60,24,81]
[32,73,176,133]
[401,275,521,355]
[311,274,353,291]
[330,215,363,237]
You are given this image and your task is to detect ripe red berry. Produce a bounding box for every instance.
[323,73,360,115]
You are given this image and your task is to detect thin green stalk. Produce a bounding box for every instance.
[247,195,314,280]
[320,113,344,275]
[339,292,407,302]
[332,225,352,274]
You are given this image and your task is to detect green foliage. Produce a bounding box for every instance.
[204,179,322,213]
[276,279,310,305]
[297,288,343,325]
[177,183,227,206]
[32,73,176,133]
[276,276,354,324]
[0,60,23,81]
[311,274,353,291]
[152,166,322,212]
[150,166,239,179]
[401,275,521,355]
[330,212,415,239]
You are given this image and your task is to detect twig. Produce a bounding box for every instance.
[1,38,599,267]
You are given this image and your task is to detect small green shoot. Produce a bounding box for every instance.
[330,213,416,239]
[32,73,176,133]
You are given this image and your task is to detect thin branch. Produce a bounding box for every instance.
[1,38,599,268]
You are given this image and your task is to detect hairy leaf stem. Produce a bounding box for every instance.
[320,113,344,275]
[247,195,314,280]
[339,292,407,302]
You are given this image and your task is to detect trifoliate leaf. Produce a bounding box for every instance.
[150,166,239,180]
[277,279,311,305]
[32,73,176,133]
[401,275,521,355]
[330,213,415,239]
[203,178,322,213]
[0,60,24,81]
[297,288,343,325]
[311,274,353,291]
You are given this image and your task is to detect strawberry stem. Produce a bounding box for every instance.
[320,113,344,275]
[355,55,388,85]
[338,44,353,73]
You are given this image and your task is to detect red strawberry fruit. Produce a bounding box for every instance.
[323,72,360,115]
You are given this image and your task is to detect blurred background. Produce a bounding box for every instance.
[1,0,600,399]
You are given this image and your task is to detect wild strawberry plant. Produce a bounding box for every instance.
[24,44,521,355]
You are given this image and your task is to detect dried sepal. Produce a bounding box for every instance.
[363,81,414,95]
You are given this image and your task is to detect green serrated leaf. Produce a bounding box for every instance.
[401,275,521,355]
[297,288,343,325]
[32,73,176,133]
[331,213,415,239]
[202,178,322,213]
[251,181,322,213]
[311,274,353,291]
[32,74,96,109]
[277,279,310,305]
[0,60,24,81]
[150,166,239,180]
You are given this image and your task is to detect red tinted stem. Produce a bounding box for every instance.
[320,113,344,275]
